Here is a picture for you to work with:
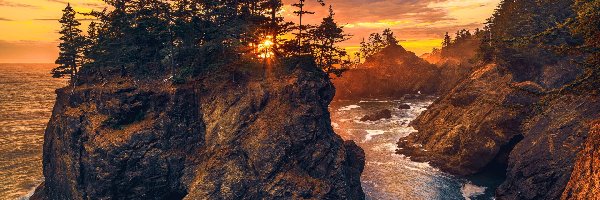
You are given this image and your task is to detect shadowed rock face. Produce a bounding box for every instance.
[561,121,600,200]
[496,94,600,199]
[31,67,365,200]
[397,61,600,199]
[398,64,539,175]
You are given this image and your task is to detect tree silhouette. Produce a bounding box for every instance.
[358,29,399,60]
[53,3,84,80]
[382,28,399,47]
[53,0,352,81]
[310,5,350,76]
[442,32,451,48]
[292,0,325,54]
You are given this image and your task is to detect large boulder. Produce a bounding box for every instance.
[360,109,392,122]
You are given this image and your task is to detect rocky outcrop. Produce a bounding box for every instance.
[31,66,365,200]
[561,120,600,200]
[397,64,539,175]
[360,109,392,122]
[332,45,442,100]
[421,37,480,93]
[397,61,600,199]
[496,94,599,199]
[398,104,411,109]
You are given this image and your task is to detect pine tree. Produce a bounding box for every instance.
[442,32,451,48]
[53,3,84,79]
[382,28,399,46]
[291,0,325,54]
[310,5,350,76]
[82,21,98,66]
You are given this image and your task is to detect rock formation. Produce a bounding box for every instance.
[561,120,600,200]
[397,61,600,199]
[332,45,442,100]
[398,104,411,110]
[360,109,392,122]
[31,66,365,200]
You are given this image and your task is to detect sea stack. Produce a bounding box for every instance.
[31,65,365,200]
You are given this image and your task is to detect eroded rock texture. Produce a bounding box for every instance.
[397,64,539,175]
[561,121,600,200]
[31,67,365,200]
[397,61,600,199]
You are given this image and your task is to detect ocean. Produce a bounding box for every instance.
[0,64,67,199]
[330,97,501,200]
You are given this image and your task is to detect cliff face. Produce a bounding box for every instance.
[31,67,365,200]
[332,45,441,100]
[561,120,600,200]
[397,61,600,199]
[397,64,538,175]
[496,94,599,199]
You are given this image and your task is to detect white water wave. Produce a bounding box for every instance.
[365,130,385,141]
[338,105,360,111]
[461,182,487,200]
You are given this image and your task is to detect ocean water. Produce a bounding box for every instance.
[0,64,67,199]
[330,97,501,200]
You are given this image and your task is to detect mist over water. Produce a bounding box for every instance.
[0,64,66,199]
[330,97,496,200]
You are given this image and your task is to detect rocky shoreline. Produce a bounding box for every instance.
[397,62,600,199]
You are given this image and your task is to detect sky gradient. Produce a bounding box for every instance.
[0,0,500,63]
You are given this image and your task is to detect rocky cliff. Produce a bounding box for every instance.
[397,61,600,199]
[561,120,600,200]
[31,65,365,200]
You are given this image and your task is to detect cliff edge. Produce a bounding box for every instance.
[31,65,365,200]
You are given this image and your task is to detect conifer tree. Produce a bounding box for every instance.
[310,5,350,76]
[53,3,84,79]
[382,28,399,46]
[291,0,325,54]
[82,21,98,66]
[442,32,451,48]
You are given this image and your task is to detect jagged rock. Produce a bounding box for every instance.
[398,104,411,109]
[397,64,537,175]
[360,109,392,122]
[31,67,365,200]
[397,61,599,199]
[496,94,600,199]
[561,120,600,200]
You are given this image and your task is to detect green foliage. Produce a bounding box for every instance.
[308,6,350,76]
[571,0,600,68]
[52,3,85,80]
[359,29,400,60]
[480,0,580,70]
[53,0,351,82]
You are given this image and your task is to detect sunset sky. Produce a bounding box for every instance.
[0,0,500,63]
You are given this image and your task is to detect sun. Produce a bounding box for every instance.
[257,35,275,59]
